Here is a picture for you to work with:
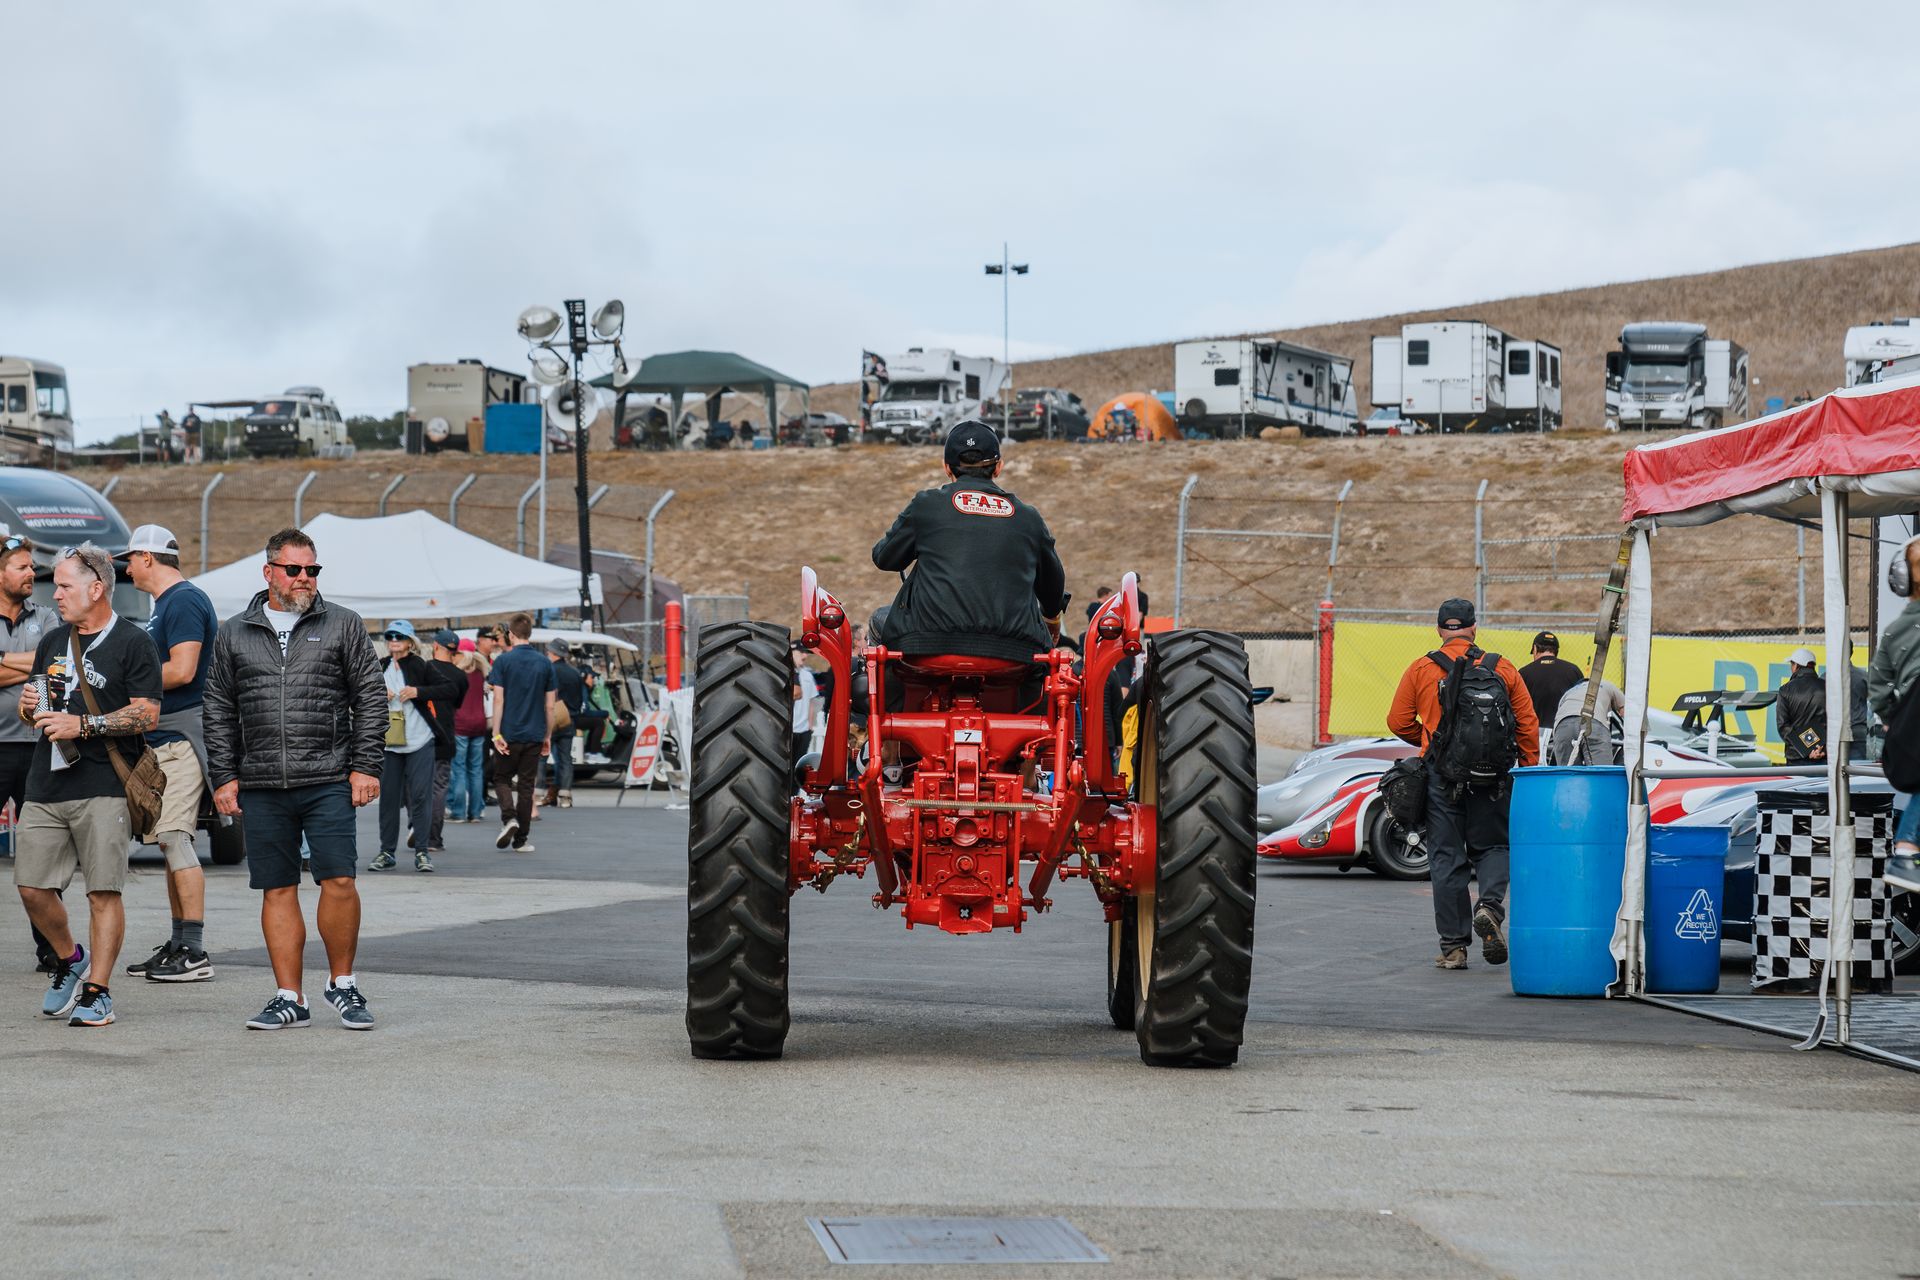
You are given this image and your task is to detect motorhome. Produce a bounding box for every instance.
[238,386,353,458]
[0,356,75,463]
[407,361,530,453]
[1603,323,1749,431]
[862,347,1008,445]
[1370,321,1562,432]
[1173,338,1359,437]
[1844,318,1920,387]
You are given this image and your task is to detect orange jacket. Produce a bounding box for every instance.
[1386,636,1540,767]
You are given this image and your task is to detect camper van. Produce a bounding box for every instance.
[239,386,352,458]
[1173,339,1359,437]
[862,347,1009,445]
[0,356,75,463]
[1370,322,1562,432]
[1844,319,1920,387]
[406,360,530,453]
[1603,323,1749,431]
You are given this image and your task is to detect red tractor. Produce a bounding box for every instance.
[686,570,1258,1067]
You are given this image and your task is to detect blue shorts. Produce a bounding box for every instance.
[243,781,359,890]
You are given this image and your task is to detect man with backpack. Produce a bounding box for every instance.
[1387,598,1539,970]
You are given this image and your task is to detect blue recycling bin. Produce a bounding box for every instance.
[1644,824,1730,994]
[1508,766,1628,997]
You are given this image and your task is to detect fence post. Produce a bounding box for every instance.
[642,490,676,680]
[100,476,120,500]
[1796,524,1806,632]
[516,480,543,555]
[447,474,476,528]
[1171,474,1198,626]
[587,483,610,510]
[1473,478,1490,621]
[198,472,224,574]
[292,470,317,527]
[1316,600,1335,746]
[378,474,406,516]
[1327,479,1353,601]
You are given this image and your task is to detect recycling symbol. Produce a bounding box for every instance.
[1675,888,1718,941]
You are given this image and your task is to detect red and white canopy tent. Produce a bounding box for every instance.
[1612,372,1920,1048]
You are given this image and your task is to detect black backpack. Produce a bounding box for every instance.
[1427,647,1517,788]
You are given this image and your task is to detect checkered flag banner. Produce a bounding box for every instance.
[1752,794,1894,991]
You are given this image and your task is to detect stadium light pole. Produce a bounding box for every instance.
[983,245,1028,428]
[516,298,627,619]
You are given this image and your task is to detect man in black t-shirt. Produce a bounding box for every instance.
[1518,632,1583,760]
[13,543,163,1028]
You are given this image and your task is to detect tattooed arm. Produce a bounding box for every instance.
[99,697,161,737]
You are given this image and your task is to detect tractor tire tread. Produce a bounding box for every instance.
[686,621,793,1061]
[1137,629,1258,1069]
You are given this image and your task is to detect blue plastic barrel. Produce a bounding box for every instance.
[1645,824,1729,994]
[1508,766,1628,997]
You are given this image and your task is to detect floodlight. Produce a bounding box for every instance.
[517,305,562,343]
[591,300,625,340]
[531,353,568,385]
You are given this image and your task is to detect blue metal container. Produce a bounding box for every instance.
[1508,766,1628,997]
[483,403,542,454]
[1645,824,1730,994]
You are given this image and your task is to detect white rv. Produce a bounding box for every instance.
[1844,318,1920,387]
[1370,321,1562,432]
[863,347,1008,445]
[1173,338,1359,437]
[1603,323,1749,431]
[407,360,530,453]
[0,356,74,462]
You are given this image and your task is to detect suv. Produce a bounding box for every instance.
[998,387,1090,441]
[240,387,353,458]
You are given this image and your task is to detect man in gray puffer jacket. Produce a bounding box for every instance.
[1870,534,1920,892]
[204,528,387,1031]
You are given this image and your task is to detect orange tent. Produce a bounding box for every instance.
[1088,392,1180,441]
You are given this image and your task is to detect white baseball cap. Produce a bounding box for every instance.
[115,524,182,557]
[1788,647,1818,666]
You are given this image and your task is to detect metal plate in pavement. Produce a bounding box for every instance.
[805,1216,1108,1265]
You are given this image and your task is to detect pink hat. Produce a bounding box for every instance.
[458,637,477,652]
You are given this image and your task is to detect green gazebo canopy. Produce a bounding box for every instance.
[590,349,810,446]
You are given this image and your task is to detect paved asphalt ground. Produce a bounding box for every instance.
[2,788,1916,1279]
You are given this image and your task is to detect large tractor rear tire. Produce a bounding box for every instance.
[1135,630,1258,1067]
[686,621,793,1060]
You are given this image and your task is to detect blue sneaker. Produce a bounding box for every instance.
[42,948,86,1018]
[324,983,375,1029]
[68,985,114,1027]
[245,994,312,1030]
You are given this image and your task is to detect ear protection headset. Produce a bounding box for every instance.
[1890,534,1920,598]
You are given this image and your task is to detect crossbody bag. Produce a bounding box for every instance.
[69,629,167,834]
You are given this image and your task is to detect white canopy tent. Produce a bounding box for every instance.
[191,510,603,620]
[1614,372,1920,1051]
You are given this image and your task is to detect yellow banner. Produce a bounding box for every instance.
[1328,620,1850,762]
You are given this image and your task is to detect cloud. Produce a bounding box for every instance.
[7,2,1918,442]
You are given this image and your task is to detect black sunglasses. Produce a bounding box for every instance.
[268,562,323,579]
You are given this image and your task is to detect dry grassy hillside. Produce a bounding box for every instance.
[94,433,1843,638]
[811,242,1920,427]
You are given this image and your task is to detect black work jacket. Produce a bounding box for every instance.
[871,475,1066,663]
[1776,668,1828,762]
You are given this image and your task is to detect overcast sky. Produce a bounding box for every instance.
[8,2,1917,442]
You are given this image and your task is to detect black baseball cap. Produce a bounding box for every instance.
[943,420,1001,469]
[1531,631,1559,653]
[1437,598,1476,629]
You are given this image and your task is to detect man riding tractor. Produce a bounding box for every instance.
[687,421,1260,1068]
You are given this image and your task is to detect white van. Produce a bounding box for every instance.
[239,386,353,458]
[0,356,75,462]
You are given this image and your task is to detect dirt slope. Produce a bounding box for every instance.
[810,241,1920,428]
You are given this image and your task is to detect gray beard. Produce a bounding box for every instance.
[267,590,314,615]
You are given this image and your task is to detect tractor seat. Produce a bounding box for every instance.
[899,654,1029,683]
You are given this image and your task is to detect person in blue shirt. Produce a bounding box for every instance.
[485,614,555,852]
[115,525,221,983]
